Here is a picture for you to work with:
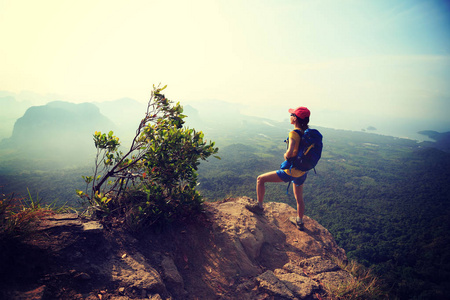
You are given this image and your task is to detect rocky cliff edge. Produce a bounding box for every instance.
[1,197,350,300]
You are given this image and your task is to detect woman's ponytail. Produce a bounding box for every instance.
[297,117,309,131]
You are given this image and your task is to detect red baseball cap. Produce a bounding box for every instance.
[288,106,310,119]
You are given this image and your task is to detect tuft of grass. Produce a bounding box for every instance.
[324,258,389,300]
[1,190,74,240]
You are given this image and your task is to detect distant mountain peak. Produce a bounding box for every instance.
[0,101,114,161]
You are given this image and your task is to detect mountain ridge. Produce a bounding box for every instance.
[0,101,115,163]
[1,93,447,143]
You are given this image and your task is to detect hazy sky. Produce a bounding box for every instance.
[1,0,450,135]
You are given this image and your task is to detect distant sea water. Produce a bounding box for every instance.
[319,122,444,142]
[245,107,448,143]
[369,128,434,142]
[317,125,435,142]
[358,121,449,142]
[310,112,449,143]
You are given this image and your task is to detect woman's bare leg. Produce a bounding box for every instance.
[293,183,304,222]
[256,171,283,204]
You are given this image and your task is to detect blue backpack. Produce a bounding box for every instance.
[291,128,323,172]
[281,128,323,193]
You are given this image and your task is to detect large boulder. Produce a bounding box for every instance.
[1,198,351,299]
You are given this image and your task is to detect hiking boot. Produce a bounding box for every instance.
[289,216,305,231]
[245,203,264,215]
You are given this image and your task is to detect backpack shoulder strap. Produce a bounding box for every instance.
[293,129,302,138]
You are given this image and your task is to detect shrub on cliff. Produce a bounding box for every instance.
[77,85,219,229]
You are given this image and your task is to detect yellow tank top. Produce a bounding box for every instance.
[283,129,306,178]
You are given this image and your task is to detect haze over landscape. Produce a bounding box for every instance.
[1,2,450,298]
[1,0,450,141]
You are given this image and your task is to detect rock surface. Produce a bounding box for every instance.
[0,197,350,299]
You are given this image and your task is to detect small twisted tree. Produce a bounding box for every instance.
[77,85,219,228]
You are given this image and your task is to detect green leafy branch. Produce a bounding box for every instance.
[77,85,219,225]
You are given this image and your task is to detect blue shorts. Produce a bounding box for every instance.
[276,170,307,186]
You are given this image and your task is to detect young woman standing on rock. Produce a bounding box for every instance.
[245,106,310,231]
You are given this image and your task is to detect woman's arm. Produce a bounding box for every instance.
[284,138,296,160]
